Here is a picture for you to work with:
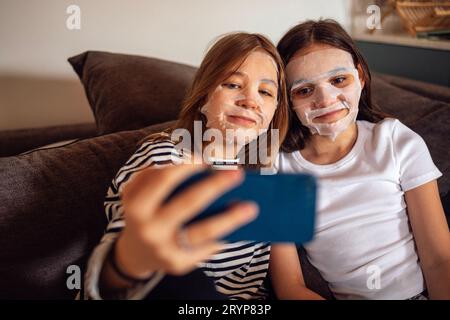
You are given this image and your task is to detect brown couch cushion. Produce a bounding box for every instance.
[68,51,196,135]
[0,121,173,299]
[375,73,450,104]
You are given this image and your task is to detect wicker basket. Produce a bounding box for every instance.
[395,0,450,35]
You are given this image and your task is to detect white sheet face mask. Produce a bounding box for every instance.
[200,50,279,144]
[286,48,362,141]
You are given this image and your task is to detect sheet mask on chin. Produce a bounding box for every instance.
[287,48,362,141]
[200,85,274,145]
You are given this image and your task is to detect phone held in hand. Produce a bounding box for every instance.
[165,170,316,244]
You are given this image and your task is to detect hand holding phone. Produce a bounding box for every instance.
[165,170,316,244]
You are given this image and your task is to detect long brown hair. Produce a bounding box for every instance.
[148,32,289,168]
[277,19,389,152]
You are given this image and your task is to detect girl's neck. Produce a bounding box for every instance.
[301,123,358,165]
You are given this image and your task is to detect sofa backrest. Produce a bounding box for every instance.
[1,57,448,299]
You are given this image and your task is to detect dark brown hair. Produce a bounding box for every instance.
[277,19,389,152]
[147,32,289,168]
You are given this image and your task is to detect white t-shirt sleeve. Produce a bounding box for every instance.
[391,119,442,191]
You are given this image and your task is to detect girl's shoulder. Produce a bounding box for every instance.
[133,133,188,165]
[138,131,177,148]
[359,118,420,143]
[112,133,186,191]
[358,118,431,167]
[359,117,398,133]
[138,136,177,151]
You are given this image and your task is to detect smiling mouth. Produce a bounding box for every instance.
[227,115,257,127]
[314,109,345,121]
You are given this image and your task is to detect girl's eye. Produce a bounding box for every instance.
[223,83,241,89]
[331,76,349,87]
[259,89,274,97]
[293,86,313,98]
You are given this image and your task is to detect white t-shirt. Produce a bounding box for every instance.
[275,118,442,299]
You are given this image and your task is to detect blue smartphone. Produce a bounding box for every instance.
[165,170,316,244]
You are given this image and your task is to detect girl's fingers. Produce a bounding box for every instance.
[184,202,259,247]
[121,164,205,223]
[160,170,245,227]
[164,203,258,275]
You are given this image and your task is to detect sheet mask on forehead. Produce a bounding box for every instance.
[287,48,362,141]
[200,85,274,144]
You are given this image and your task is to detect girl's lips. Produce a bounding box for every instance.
[227,115,257,127]
[314,108,346,122]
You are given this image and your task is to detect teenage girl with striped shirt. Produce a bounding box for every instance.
[85,32,289,299]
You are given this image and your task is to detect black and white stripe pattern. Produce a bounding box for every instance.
[85,138,271,300]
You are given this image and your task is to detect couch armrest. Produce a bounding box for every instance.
[0,123,98,157]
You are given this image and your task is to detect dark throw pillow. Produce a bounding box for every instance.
[68,51,196,135]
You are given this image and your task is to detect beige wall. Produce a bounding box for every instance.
[0,0,351,130]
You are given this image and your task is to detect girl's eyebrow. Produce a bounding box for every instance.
[291,67,352,88]
[261,79,278,88]
[231,71,278,88]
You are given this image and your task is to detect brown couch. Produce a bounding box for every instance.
[0,54,449,299]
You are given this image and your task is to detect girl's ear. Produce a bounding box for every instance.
[357,64,365,89]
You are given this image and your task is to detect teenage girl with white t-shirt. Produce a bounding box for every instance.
[269,19,450,300]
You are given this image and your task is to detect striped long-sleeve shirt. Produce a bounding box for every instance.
[85,138,271,300]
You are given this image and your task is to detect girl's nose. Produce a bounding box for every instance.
[314,85,338,108]
[235,87,259,110]
[236,97,258,109]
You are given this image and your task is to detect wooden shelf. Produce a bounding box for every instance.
[353,31,450,51]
